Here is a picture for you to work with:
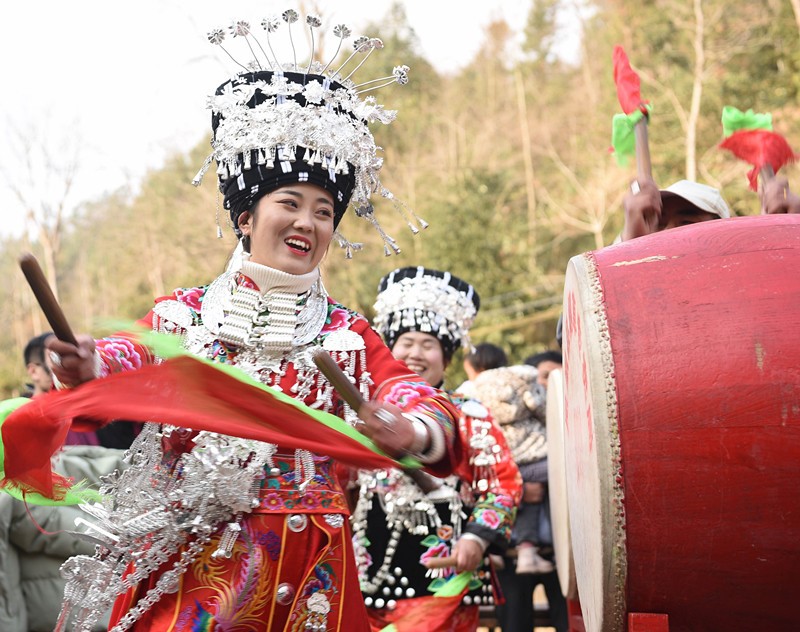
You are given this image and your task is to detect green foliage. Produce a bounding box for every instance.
[523,0,560,64]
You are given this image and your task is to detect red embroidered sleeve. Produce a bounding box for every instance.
[454,403,522,550]
[93,290,188,377]
[355,323,461,477]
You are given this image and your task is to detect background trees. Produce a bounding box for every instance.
[2,0,799,395]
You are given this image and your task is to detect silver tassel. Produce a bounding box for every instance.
[192,154,215,186]
[211,522,242,559]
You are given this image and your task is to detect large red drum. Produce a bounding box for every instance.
[561,215,800,632]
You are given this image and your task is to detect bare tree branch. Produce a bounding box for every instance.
[1,118,82,302]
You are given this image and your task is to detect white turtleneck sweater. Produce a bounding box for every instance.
[239,258,319,296]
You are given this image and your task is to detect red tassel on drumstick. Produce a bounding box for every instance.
[718,105,797,191]
[611,45,651,179]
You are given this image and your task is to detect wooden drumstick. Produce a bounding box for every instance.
[310,348,440,494]
[422,556,456,569]
[634,119,652,180]
[19,253,78,346]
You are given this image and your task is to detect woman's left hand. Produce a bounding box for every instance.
[452,538,485,573]
[357,400,415,457]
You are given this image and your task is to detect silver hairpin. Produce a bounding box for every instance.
[355,65,410,93]
[320,24,351,76]
[260,15,282,68]
[229,21,262,71]
[305,15,322,74]
[207,29,250,72]
[333,36,372,77]
[247,27,275,70]
[342,38,383,81]
[282,9,299,70]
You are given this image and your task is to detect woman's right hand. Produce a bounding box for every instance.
[45,335,98,387]
[356,400,415,458]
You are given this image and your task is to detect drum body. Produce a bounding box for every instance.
[561,215,800,631]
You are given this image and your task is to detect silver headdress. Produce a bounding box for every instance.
[193,12,426,256]
[373,266,480,359]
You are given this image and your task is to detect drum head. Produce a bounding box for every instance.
[546,368,578,600]
[562,253,625,632]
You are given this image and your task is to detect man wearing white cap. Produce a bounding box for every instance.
[554,177,732,346]
[622,177,731,241]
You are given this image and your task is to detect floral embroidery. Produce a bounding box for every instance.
[322,306,352,333]
[420,541,451,565]
[174,286,205,312]
[469,492,517,543]
[419,540,455,580]
[302,563,336,597]
[475,508,500,529]
[299,494,321,510]
[255,489,346,514]
[491,493,515,510]
[382,380,438,410]
[261,493,283,510]
[96,337,145,375]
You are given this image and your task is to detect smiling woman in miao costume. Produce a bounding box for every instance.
[352,267,522,632]
[37,11,462,632]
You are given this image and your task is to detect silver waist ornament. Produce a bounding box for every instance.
[54,426,278,632]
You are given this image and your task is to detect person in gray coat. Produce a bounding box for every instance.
[0,444,126,632]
